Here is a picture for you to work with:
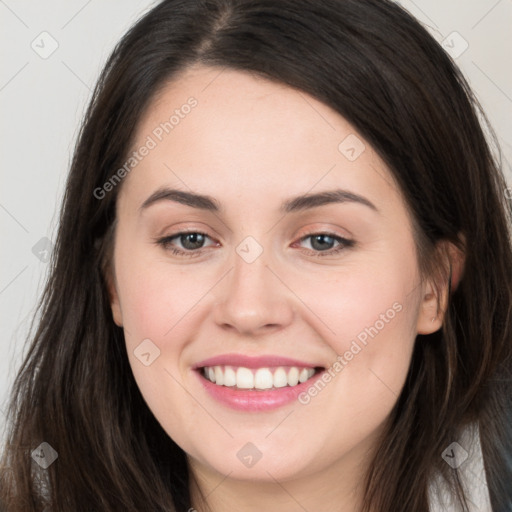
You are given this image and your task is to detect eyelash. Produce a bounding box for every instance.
[155,230,354,258]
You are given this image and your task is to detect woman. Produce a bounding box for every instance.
[1,0,511,510]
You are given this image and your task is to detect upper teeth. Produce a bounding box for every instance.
[202,366,316,390]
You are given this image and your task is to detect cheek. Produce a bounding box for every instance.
[112,243,204,438]
[296,252,418,352]
[117,274,173,347]
[293,247,420,414]
[113,239,202,346]
[112,237,218,404]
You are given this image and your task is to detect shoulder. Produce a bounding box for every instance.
[429,422,493,512]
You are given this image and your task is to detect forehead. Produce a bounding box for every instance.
[121,64,406,218]
[136,64,343,157]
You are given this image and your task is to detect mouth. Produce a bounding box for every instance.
[192,354,326,411]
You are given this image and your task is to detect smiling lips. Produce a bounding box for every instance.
[194,354,325,411]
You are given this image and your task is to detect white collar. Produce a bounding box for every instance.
[429,422,492,511]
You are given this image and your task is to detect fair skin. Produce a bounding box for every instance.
[108,64,460,512]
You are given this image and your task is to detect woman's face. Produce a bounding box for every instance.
[108,64,442,486]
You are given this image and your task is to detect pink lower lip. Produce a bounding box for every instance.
[195,369,325,412]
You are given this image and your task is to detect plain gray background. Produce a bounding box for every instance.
[1,0,511,434]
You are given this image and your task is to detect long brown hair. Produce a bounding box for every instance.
[1,0,511,510]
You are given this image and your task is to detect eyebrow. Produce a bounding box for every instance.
[139,187,378,214]
[281,189,378,214]
[140,188,220,212]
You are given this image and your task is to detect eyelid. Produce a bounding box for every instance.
[154,221,220,239]
[294,222,353,239]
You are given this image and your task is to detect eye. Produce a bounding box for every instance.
[155,230,354,258]
[295,232,354,256]
[156,231,218,256]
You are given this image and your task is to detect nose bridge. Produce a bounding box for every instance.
[232,241,273,294]
[213,237,293,334]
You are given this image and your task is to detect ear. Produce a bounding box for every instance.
[416,236,465,334]
[105,266,124,327]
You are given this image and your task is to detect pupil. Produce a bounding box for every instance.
[182,233,204,250]
[311,234,334,251]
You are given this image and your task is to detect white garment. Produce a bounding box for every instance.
[429,423,493,511]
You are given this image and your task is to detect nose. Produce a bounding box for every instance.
[213,246,295,336]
